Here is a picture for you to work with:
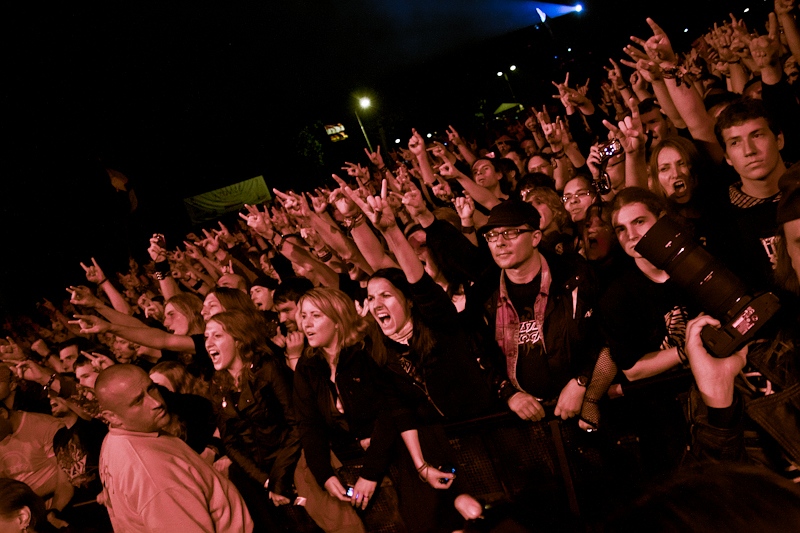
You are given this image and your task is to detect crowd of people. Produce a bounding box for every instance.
[6,4,800,532]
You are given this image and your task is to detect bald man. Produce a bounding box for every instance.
[96,364,253,533]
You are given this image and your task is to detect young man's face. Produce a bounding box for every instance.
[722,118,784,183]
[59,345,79,373]
[250,286,274,312]
[275,301,298,332]
[613,202,659,259]
[486,225,541,270]
[104,372,170,433]
[640,109,673,147]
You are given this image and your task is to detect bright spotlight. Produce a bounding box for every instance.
[567,48,572,52]
[743,8,749,12]
[684,28,689,33]
[426,133,432,138]
[536,7,547,22]
[575,4,582,12]
[395,138,401,144]
[497,71,503,77]
[509,65,517,71]
[359,97,371,109]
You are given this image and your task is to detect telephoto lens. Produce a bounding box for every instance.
[635,216,780,358]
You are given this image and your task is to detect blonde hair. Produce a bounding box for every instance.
[296,288,369,356]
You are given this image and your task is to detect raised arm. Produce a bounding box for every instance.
[81,257,132,315]
[71,314,196,353]
[68,285,147,329]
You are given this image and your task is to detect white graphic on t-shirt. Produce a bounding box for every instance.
[518,319,542,345]
[761,236,778,269]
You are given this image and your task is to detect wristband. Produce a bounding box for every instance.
[96,278,108,285]
[44,373,58,390]
[460,225,476,234]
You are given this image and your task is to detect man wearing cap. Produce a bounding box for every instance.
[684,164,800,474]
[467,200,598,422]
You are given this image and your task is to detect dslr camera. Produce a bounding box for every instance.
[635,216,780,358]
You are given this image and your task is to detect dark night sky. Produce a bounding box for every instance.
[1,0,760,314]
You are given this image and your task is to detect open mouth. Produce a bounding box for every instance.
[376,312,391,326]
[673,180,686,193]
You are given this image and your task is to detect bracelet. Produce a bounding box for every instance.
[44,373,57,390]
[461,225,476,234]
[377,166,387,172]
[416,461,430,482]
[344,213,366,229]
[552,151,567,159]
[96,278,108,285]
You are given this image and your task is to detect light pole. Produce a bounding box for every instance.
[355,96,374,152]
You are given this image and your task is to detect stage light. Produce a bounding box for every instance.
[567,47,572,52]
[509,65,517,71]
[684,28,689,32]
[395,138,401,144]
[575,4,582,12]
[497,71,504,77]
[536,7,547,22]
[426,133,432,138]
[744,7,750,12]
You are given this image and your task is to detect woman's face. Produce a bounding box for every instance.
[201,293,225,322]
[367,278,412,336]
[527,195,556,233]
[583,211,615,261]
[204,321,239,372]
[163,303,191,336]
[563,179,596,223]
[299,301,339,351]
[656,146,693,204]
[472,159,500,189]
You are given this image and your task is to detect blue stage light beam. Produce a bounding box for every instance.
[527,2,583,20]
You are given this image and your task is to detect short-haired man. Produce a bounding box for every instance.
[468,201,597,422]
[714,98,787,289]
[96,364,253,532]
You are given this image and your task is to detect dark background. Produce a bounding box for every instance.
[0,0,765,315]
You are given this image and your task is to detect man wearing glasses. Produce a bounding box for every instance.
[468,200,598,422]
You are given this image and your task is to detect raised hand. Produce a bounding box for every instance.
[0,337,25,363]
[69,314,112,335]
[67,285,102,308]
[402,187,428,220]
[407,129,426,157]
[81,257,106,285]
[239,204,273,238]
[454,194,475,222]
[631,18,678,67]
[148,234,168,262]
[364,145,385,168]
[308,191,329,214]
[749,13,781,71]
[605,58,626,88]
[183,240,204,260]
[446,125,465,147]
[603,98,645,154]
[81,350,116,370]
[432,179,454,203]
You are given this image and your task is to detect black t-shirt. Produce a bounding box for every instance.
[504,272,553,398]
[599,263,692,371]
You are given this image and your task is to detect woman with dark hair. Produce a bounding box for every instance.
[205,309,301,531]
[0,479,55,533]
[647,136,722,247]
[355,193,497,531]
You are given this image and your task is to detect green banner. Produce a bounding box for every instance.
[183,176,271,224]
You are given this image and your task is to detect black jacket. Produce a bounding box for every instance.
[293,339,398,487]
[213,354,301,497]
[380,273,500,431]
[466,251,600,402]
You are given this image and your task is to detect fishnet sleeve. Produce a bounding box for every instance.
[580,346,617,429]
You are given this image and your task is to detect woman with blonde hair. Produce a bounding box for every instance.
[292,287,400,532]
